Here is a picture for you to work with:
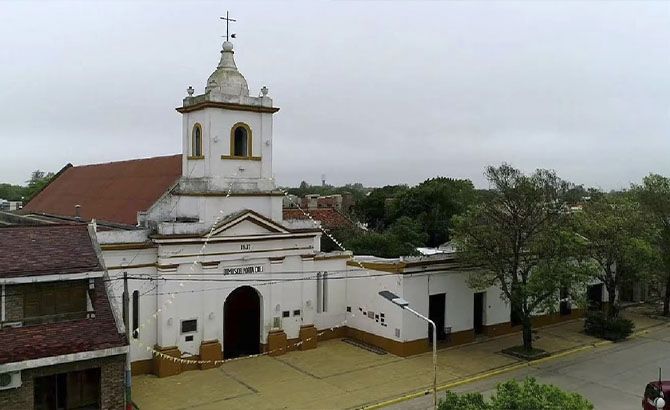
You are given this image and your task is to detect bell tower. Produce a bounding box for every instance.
[176,39,279,194]
[171,29,283,225]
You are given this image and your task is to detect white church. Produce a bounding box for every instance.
[21,33,591,377]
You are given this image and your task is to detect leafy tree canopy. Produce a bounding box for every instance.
[338,217,426,258]
[573,193,654,318]
[354,184,409,230]
[24,170,55,201]
[0,183,26,201]
[633,173,670,315]
[439,378,593,410]
[452,164,586,350]
[389,177,477,247]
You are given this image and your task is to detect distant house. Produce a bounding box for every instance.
[283,193,355,214]
[0,200,22,212]
[0,225,127,409]
[282,208,356,231]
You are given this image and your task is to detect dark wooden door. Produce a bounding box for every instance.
[428,293,446,343]
[473,292,485,334]
[224,286,261,358]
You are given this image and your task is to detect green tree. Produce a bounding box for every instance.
[634,173,670,316]
[354,184,409,230]
[339,217,426,258]
[452,164,583,351]
[390,177,477,247]
[0,183,27,201]
[24,170,55,200]
[573,194,653,318]
[439,378,593,410]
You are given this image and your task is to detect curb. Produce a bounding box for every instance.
[360,321,669,410]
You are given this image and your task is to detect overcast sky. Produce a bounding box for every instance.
[0,1,668,189]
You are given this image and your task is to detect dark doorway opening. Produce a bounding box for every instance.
[473,292,485,335]
[587,284,603,311]
[224,286,261,358]
[34,368,100,410]
[428,293,446,343]
[560,287,572,316]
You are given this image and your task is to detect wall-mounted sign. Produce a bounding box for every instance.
[223,265,263,275]
[240,244,251,251]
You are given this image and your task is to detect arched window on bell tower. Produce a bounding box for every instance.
[191,123,203,158]
[230,123,252,158]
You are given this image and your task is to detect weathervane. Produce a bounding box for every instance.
[220,11,236,42]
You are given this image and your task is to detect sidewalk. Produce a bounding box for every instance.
[132,312,664,410]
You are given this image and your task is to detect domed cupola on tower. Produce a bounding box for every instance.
[205,41,250,98]
[174,19,282,226]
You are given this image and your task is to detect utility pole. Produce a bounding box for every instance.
[123,271,132,410]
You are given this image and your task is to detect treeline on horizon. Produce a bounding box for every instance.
[286,174,599,257]
[0,170,55,202]
[290,165,670,326]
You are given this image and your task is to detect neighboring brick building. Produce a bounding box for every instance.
[282,208,356,231]
[0,225,128,409]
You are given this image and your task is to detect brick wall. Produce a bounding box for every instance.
[0,354,126,410]
[4,284,24,322]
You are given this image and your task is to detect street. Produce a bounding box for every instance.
[390,324,670,410]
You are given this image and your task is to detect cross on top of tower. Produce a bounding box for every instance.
[220,11,236,42]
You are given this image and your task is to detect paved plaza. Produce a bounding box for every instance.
[132,311,666,409]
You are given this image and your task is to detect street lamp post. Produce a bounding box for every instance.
[379,291,438,410]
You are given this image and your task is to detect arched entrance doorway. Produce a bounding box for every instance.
[224,286,261,358]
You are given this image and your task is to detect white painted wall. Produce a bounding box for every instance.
[182,108,274,187]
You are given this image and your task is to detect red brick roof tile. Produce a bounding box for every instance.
[0,278,127,364]
[283,208,355,230]
[23,155,181,226]
[0,225,102,278]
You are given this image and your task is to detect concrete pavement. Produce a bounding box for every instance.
[131,311,666,410]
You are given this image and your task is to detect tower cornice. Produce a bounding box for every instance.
[176,100,280,114]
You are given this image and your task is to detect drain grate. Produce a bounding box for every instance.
[341,338,388,355]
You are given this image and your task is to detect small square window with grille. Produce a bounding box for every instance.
[346,306,351,312]
[282,311,290,318]
[293,309,301,316]
[181,319,197,334]
[185,335,194,342]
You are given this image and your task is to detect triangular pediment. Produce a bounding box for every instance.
[209,210,289,237]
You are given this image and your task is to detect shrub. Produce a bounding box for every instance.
[438,378,593,410]
[584,311,634,341]
[439,391,490,410]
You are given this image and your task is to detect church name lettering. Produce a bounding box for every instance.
[223,265,263,275]
[240,244,251,250]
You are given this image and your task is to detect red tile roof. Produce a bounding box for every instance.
[283,208,355,230]
[0,225,102,278]
[0,278,126,365]
[23,155,182,226]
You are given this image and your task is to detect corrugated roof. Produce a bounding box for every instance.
[23,155,181,226]
[0,224,102,278]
